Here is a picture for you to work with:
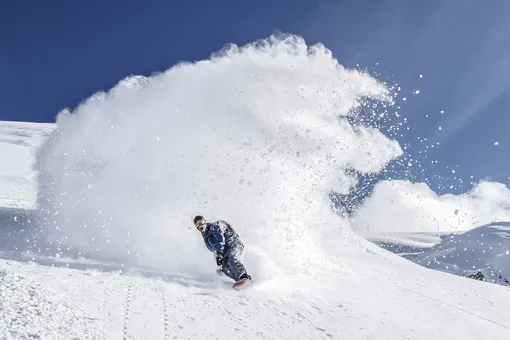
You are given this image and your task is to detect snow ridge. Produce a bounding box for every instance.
[413,221,510,282]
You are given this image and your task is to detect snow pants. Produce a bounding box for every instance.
[220,243,247,281]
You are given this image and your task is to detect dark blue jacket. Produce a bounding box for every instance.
[200,220,242,255]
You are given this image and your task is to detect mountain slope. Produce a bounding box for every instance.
[1,198,509,339]
[413,222,510,284]
[0,121,53,209]
[2,248,510,339]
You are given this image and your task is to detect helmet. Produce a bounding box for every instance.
[193,215,206,230]
[193,215,204,225]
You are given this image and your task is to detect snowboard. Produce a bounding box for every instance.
[233,278,252,291]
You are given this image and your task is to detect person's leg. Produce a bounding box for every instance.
[225,244,249,281]
[221,259,234,279]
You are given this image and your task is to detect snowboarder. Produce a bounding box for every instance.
[193,215,252,289]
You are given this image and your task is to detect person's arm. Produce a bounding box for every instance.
[209,224,226,255]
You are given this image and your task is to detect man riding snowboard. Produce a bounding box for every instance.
[193,215,252,289]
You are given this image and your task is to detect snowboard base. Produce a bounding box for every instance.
[233,278,252,291]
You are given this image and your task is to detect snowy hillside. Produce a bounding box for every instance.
[0,121,53,209]
[1,35,510,339]
[413,222,510,284]
[366,223,510,286]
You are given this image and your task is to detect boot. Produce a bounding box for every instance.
[237,273,251,281]
[233,272,252,290]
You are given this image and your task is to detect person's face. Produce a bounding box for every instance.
[195,219,206,231]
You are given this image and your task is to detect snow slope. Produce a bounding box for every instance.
[0,121,53,209]
[2,250,510,340]
[1,34,510,339]
[366,223,510,286]
[366,231,444,259]
[413,222,510,283]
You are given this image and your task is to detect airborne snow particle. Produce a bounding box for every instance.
[414,90,420,95]
[494,141,499,146]
[438,126,442,130]
[402,97,407,101]
[440,110,444,114]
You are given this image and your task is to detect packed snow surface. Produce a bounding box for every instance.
[1,34,509,339]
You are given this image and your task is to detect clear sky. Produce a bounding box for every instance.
[1,0,509,193]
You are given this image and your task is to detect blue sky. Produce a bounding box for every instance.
[1,0,509,193]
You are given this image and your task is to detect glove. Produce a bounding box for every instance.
[215,255,223,266]
[215,252,223,266]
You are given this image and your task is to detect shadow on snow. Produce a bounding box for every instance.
[0,206,221,289]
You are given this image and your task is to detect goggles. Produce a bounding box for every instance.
[195,220,206,230]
